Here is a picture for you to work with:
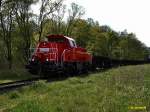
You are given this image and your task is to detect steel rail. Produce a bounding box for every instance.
[0,77,43,92]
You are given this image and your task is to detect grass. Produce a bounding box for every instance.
[0,68,32,83]
[0,64,149,112]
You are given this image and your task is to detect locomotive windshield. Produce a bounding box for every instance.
[48,38,65,43]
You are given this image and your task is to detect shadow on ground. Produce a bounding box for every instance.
[45,68,108,83]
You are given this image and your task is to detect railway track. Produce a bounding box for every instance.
[0,77,43,92]
[0,68,120,93]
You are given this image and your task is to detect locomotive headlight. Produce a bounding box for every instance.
[31,58,35,61]
[46,58,49,61]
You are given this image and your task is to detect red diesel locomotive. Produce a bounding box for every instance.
[26,35,92,75]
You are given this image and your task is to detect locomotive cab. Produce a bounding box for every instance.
[26,35,92,75]
[66,36,77,48]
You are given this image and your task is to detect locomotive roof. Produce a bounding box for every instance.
[47,35,75,41]
[64,36,75,41]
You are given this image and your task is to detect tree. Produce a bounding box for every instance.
[0,0,16,69]
[50,3,66,34]
[71,19,90,47]
[87,34,108,57]
[37,0,64,41]
[118,33,148,60]
[15,0,37,62]
[65,2,85,36]
[106,30,120,58]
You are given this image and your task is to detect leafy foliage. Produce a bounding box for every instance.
[0,1,149,69]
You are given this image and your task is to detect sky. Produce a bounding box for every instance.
[32,0,150,47]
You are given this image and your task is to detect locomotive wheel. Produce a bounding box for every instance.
[63,62,76,76]
[29,69,41,76]
[29,69,38,75]
[76,62,83,74]
[29,63,42,76]
[82,63,89,74]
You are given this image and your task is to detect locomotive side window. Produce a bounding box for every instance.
[69,40,77,48]
[72,41,77,47]
[48,38,65,43]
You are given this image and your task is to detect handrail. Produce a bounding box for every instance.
[61,49,71,66]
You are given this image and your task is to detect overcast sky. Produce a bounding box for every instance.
[32,0,150,47]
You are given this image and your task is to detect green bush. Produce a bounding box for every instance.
[8,91,20,99]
